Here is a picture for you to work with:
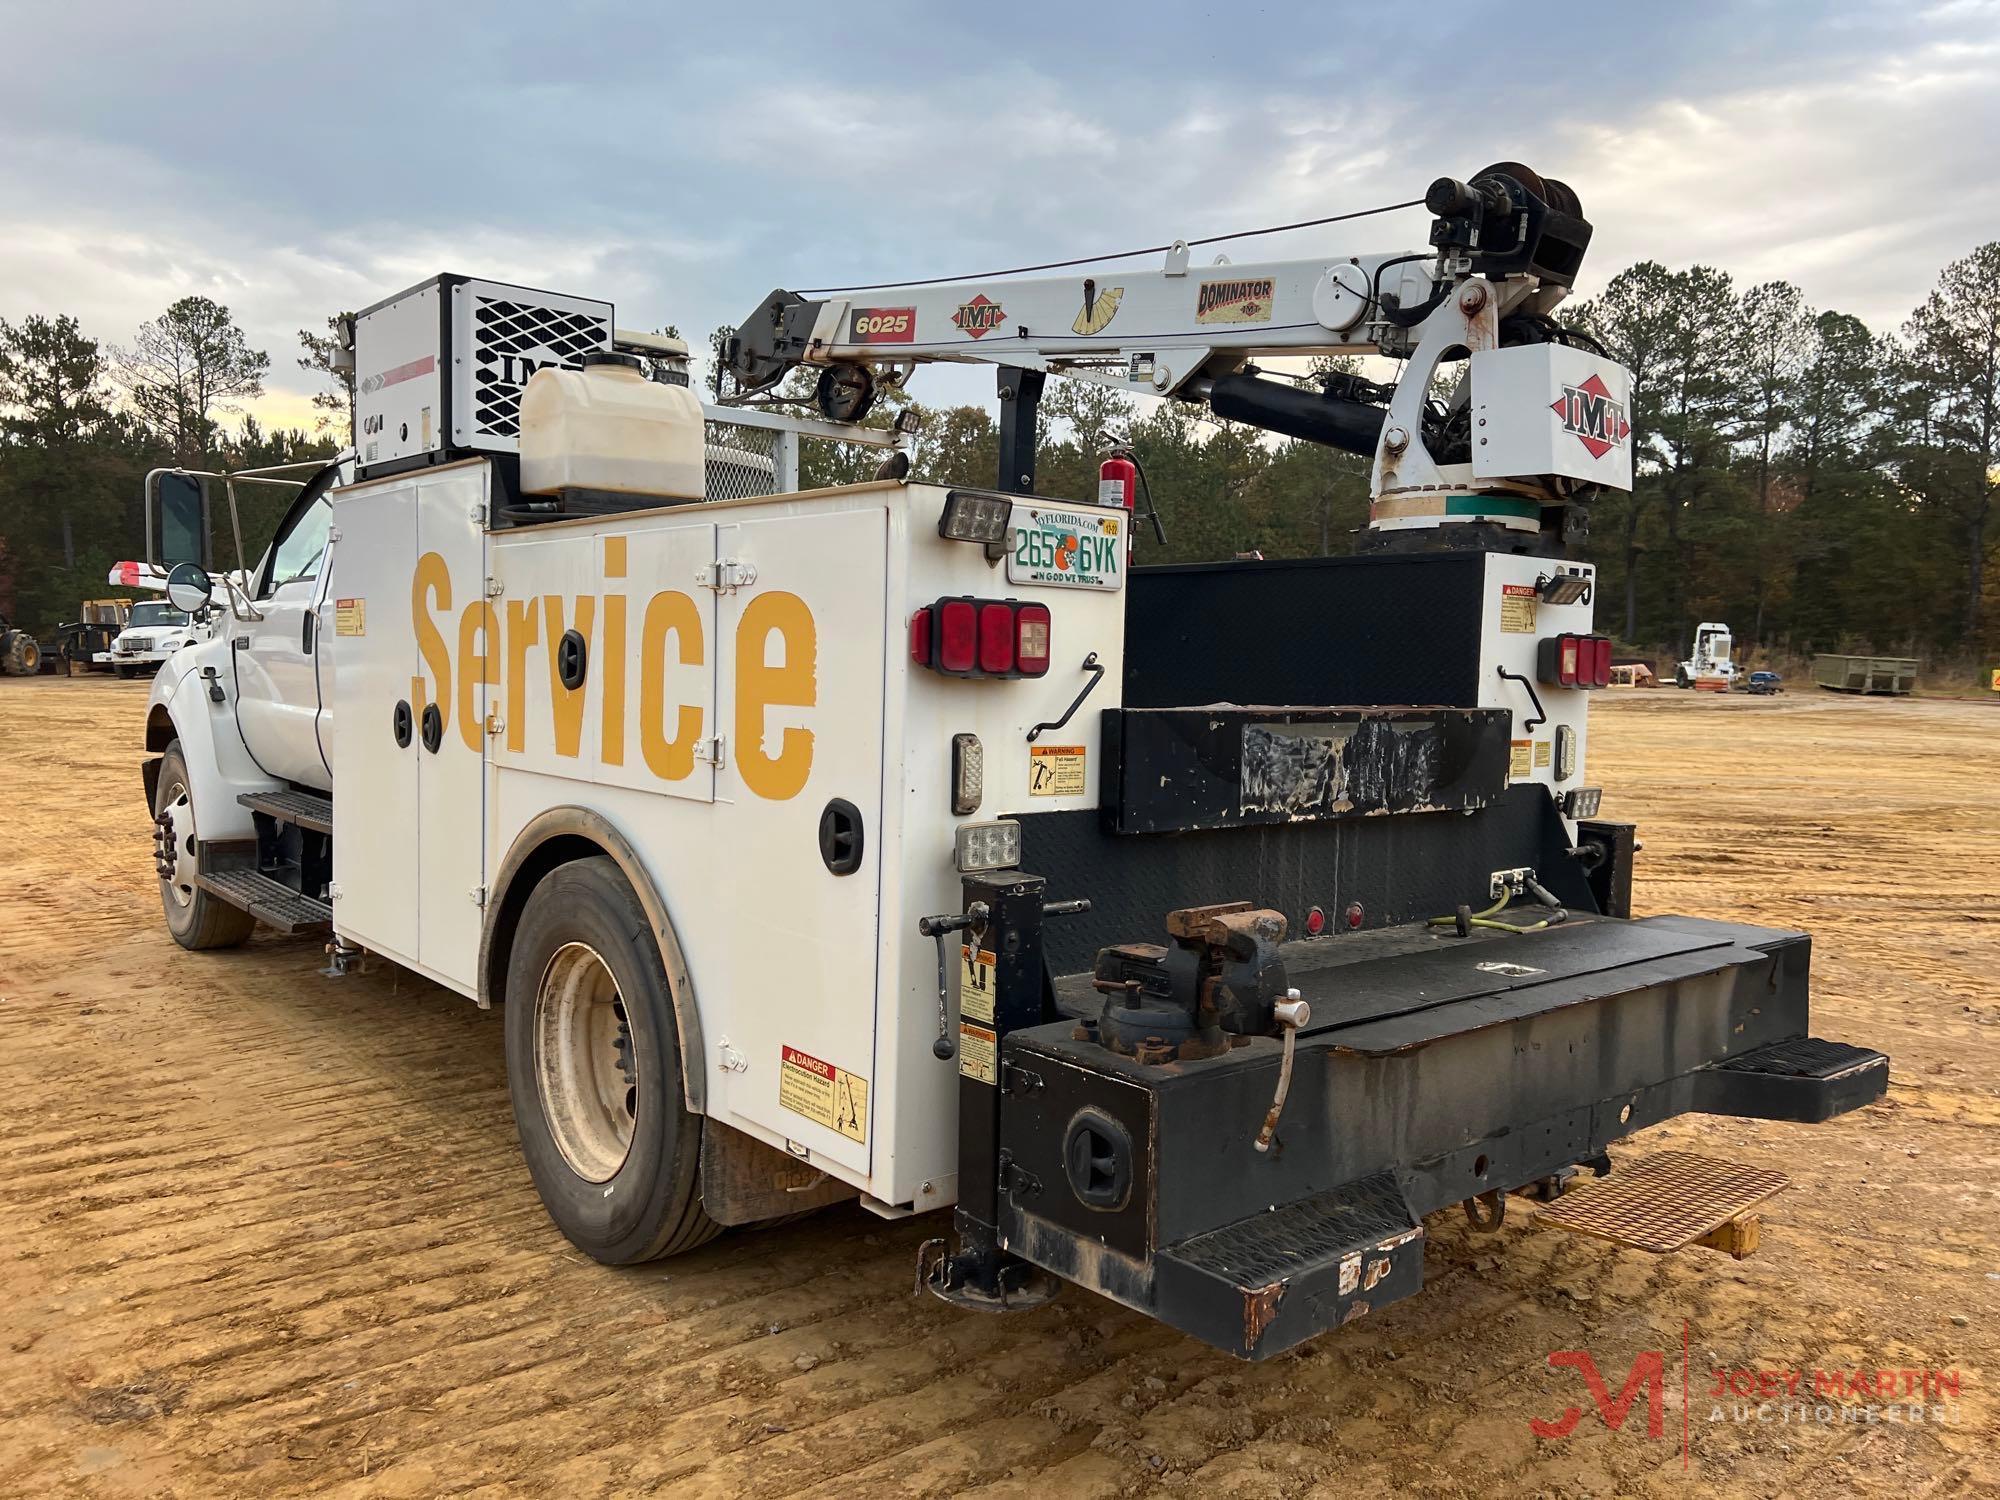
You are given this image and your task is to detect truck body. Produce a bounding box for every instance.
[138,170,1887,1359]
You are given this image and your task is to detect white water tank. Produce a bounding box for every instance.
[519,352,705,502]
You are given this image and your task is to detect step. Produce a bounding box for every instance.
[193,866,333,934]
[1536,1150,1787,1255]
[1693,1035,1889,1123]
[1152,1171,1426,1360]
[238,788,333,835]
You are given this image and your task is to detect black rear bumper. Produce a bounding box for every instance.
[996,914,1886,1360]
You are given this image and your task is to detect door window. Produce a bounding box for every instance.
[262,497,333,597]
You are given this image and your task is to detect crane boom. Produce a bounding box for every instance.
[726,163,1634,554]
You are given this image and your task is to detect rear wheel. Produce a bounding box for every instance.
[504,857,720,1263]
[2,633,37,675]
[153,741,255,950]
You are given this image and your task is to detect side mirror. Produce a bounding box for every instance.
[166,561,216,618]
[148,471,211,569]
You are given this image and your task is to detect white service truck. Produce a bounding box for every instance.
[140,168,1885,1358]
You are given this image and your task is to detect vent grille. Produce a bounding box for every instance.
[471,297,610,438]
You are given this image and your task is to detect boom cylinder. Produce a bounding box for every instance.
[1204,374,1388,458]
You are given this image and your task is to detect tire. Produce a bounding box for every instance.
[153,741,256,950]
[505,857,720,1263]
[1676,667,1691,689]
[2,633,35,676]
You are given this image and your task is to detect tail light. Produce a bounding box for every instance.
[911,597,1051,679]
[937,599,978,673]
[1537,633,1613,690]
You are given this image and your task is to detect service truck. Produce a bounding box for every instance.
[140,165,1887,1358]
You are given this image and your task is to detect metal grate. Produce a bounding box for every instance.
[704,418,783,502]
[1718,1036,1881,1080]
[1537,1151,1787,1253]
[472,297,611,439]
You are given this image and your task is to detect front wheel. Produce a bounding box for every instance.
[153,741,255,950]
[504,856,720,1263]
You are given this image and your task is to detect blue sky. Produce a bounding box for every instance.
[3,0,1996,429]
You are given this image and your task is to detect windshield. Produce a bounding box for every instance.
[128,603,189,628]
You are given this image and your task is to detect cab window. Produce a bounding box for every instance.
[261,497,333,597]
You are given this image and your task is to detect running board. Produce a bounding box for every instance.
[193,865,333,935]
[238,788,333,835]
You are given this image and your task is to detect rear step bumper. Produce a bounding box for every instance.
[1001,915,1886,1360]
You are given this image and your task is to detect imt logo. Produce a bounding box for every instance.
[494,352,562,386]
[1550,372,1631,460]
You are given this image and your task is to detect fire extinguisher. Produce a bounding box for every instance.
[1099,452,1138,560]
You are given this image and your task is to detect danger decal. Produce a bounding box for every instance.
[1499,583,1538,633]
[1195,277,1275,326]
[952,294,1006,340]
[849,306,916,344]
[778,1045,867,1143]
[1551,372,1631,460]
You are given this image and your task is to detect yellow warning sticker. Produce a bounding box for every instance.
[1534,739,1552,769]
[335,598,366,637]
[959,1021,998,1085]
[778,1045,867,1143]
[959,944,995,1024]
[1029,744,1086,797]
[1509,740,1533,780]
[1500,583,1537,634]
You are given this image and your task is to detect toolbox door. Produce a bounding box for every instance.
[329,484,422,964]
[413,469,488,988]
[712,510,886,1175]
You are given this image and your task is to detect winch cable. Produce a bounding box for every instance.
[796,198,1428,294]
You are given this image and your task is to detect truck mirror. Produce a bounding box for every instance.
[165,562,215,618]
[148,471,210,569]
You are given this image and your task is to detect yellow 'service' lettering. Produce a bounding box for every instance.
[736,590,815,801]
[640,589,704,781]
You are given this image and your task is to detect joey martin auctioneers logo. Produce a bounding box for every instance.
[1530,1324,1966,1467]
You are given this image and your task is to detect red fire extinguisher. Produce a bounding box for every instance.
[1099,452,1138,560]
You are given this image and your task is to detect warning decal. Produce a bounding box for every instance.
[778,1045,867,1143]
[1509,740,1533,780]
[959,1021,998,1085]
[335,598,366,636]
[1534,739,1552,769]
[1029,744,1087,797]
[1499,583,1537,634]
[959,944,995,1024]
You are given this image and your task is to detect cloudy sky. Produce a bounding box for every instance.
[4,0,1996,431]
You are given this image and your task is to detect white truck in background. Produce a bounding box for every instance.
[135,169,1885,1360]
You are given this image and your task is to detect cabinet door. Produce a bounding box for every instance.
[711,511,886,1174]
[329,488,422,965]
[414,469,489,988]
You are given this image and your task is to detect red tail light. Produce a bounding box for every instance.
[937,599,978,673]
[915,597,1051,680]
[978,602,1015,674]
[1537,633,1613,690]
[1014,602,1051,677]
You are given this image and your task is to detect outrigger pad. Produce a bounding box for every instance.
[1535,1151,1788,1254]
[1153,1171,1426,1360]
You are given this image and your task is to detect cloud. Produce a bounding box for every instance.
[1,0,1993,433]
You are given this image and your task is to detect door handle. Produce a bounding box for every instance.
[421,702,444,753]
[302,608,316,653]
[393,700,413,748]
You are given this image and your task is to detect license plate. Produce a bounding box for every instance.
[1005,505,1124,591]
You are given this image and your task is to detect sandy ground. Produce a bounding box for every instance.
[0,676,1995,1498]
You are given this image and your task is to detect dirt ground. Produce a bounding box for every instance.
[0,677,1994,1498]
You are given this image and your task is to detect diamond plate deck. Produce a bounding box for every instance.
[1536,1151,1788,1253]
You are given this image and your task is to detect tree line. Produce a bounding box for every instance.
[3,243,1993,668]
